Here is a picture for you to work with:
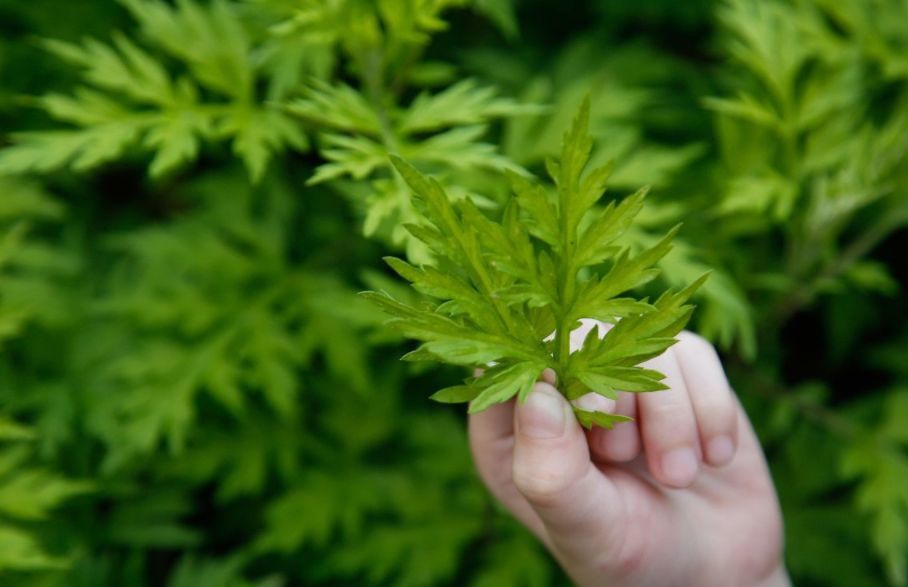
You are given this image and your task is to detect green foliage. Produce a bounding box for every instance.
[79,175,376,469]
[0,0,906,585]
[706,2,908,583]
[287,77,538,259]
[166,556,281,587]
[0,0,307,180]
[368,100,703,423]
[0,423,90,573]
[841,390,908,585]
[708,0,908,304]
[476,35,758,357]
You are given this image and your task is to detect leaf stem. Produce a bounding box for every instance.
[554,188,578,372]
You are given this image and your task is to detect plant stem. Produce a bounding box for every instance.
[554,187,578,373]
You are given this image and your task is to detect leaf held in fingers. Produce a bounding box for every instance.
[573,408,633,430]
[365,98,705,419]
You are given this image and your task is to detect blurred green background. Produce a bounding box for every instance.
[1,0,907,585]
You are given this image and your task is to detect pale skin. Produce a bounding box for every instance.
[469,321,790,587]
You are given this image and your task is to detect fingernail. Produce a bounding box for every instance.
[518,387,566,439]
[707,436,734,465]
[661,447,698,486]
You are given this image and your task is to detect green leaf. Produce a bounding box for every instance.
[0,437,90,573]
[509,172,559,245]
[285,81,382,135]
[575,366,669,400]
[468,361,546,413]
[703,94,782,130]
[0,418,35,441]
[384,257,476,304]
[0,447,92,521]
[121,0,252,98]
[166,555,263,587]
[572,273,708,370]
[572,408,633,430]
[0,525,68,572]
[0,0,304,180]
[569,228,679,323]
[361,291,543,366]
[575,187,648,267]
[430,385,480,404]
[220,107,307,182]
[398,79,541,134]
[256,471,384,552]
[367,99,702,418]
[105,490,201,548]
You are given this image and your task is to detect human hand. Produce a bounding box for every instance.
[469,321,789,587]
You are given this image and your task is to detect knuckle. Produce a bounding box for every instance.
[512,466,571,507]
[641,417,699,449]
[599,504,651,578]
[604,438,640,462]
[608,535,649,577]
[645,398,688,420]
[699,406,737,438]
[697,395,735,418]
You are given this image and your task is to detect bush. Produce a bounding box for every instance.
[0,0,906,585]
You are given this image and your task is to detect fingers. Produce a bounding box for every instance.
[637,349,701,488]
[588,329,740,486]
[472,323,740,562]
[674,332,739,467]
[468,399,516,502]
[469,400,549,539]
[590,391,640,463]
[469,397,515,451]
[571,321,644,464]
[512,382,626,563]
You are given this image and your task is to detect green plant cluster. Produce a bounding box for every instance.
[370,104,705,425]
[0,0,906,586]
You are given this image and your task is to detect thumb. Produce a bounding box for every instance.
[512,382,627,569]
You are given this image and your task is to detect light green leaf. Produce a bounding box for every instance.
[430,385,480,404]
[469,361,545,413]
[0,525,67,572]
[398,79,541,134]
[285,81,382,135]
[572,408,633,430]
[368,100,701,418]
[509,172,559,245]
[575,367,668,400]
[575,187,648,267]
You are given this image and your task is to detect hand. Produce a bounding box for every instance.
[469,322,789,587]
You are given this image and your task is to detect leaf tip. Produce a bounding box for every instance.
[685,271,712,296]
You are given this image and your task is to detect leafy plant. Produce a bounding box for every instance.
[0,420,90,573]
[0,0,906,585]
[287,77,540,259]
[704,2,908,582]
[367,99,705,426]
[0,0,308,181]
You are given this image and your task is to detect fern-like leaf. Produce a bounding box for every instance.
[366,98,706,426]
[0,0,306,181]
